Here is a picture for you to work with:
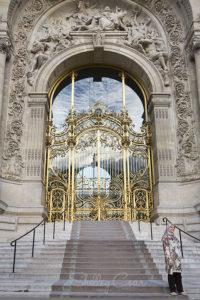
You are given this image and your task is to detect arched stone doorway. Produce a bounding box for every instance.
[1,0,200,239]
[29,44,169,223]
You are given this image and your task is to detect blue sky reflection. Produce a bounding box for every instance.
[52,77,144,132]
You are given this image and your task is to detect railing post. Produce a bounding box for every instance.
[12,241,17,273]
[32,229,35,257]
[137,211,141,232]
[179,230,184,258]
[63,211,66,231]
[150,221,153,240]
[53,217,56,239]
[131,207,133,224]
[43,221,46,245]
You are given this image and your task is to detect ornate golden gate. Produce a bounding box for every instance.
[45,69,154,222]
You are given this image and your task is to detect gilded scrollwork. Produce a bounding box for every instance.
[46,101,152,221]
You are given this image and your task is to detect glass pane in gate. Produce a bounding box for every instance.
[74,130,98,220]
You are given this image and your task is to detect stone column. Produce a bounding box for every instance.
[192,37,200,108]
[0,36,11,120]
[148,93,177,220]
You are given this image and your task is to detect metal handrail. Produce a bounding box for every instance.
[10,210,67,273]
[10,218,46,273]
[163,217,200,258]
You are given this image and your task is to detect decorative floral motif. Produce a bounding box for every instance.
[165,15,176,29]
[10,121,23,137]
[175,82,185,97]
[16,32,27,42]
[7,141,19,156]
[32,0,43,11]
[170,30,181,44]
[154,1,163,12]
[12,65,26,80]
[9,102,23,116]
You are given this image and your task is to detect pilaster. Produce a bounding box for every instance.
[24,93,49,181]
[148,93,176,183]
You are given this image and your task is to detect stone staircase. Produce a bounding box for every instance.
[145,241,200,299]
[0,221,198,298]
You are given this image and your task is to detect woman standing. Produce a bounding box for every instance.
[162,223,187,296]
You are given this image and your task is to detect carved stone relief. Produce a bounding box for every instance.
[2,0,199,180]
[26,1,170,86]
[134,0,199,178]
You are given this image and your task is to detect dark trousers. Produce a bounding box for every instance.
[168,272,184,293]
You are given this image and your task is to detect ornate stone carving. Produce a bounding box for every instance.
[133,0,199,178]
[3,0,199,180]
[93,31,105,47]
[27,1,169,86]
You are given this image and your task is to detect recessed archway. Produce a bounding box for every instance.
[28,45,168,222]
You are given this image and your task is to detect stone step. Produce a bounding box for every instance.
[0,291,50,297]
[0,256,155,263]
[0,261,157,269]
[23,262,158,270]
[3,267,160,275]
[50,291,173,299]
[51,279,168,294]
[0,262,200,274]
[59,273,163,280]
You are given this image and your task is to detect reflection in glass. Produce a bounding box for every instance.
[52,84,71,131]
[74,77,122,114]
[125,84,144,132]
[52,67,145,133]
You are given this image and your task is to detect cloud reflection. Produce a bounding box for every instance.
[52,77,144,132]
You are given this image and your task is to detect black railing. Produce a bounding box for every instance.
[163,217,200,258]
[10,210,67,273]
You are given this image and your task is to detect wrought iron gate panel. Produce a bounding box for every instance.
[46,102,153,222]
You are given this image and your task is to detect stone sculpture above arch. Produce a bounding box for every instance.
[26,0,170,87]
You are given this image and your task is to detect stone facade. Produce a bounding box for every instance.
[0,0,200,241]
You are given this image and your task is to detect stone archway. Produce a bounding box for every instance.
[27,43,171,220]
[1,0,200,238]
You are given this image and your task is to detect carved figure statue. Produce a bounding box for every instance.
[112,6,127,30]
[125,10,151,53]
[98,6,115,31]
[26,41,49,85]
[30,41,49,72]
[71,0,97,31]
[93,30,104,47]
[140,37,168,70]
